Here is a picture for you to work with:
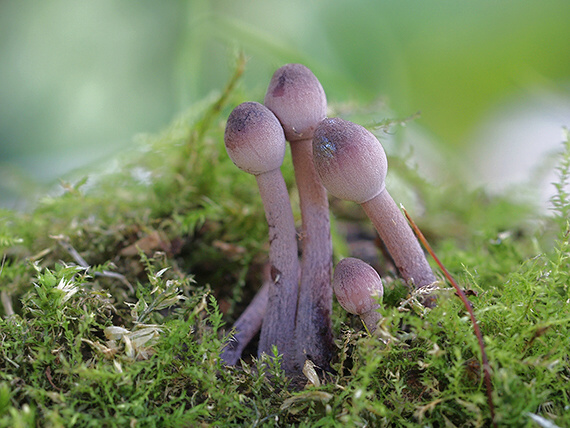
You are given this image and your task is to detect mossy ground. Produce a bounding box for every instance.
[1,62,569,427]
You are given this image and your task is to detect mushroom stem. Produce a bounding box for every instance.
[220,280,270,366]
[255,168,300,368]
[360,310,382,334]
[361,191,436,289]
[290,140,334,370]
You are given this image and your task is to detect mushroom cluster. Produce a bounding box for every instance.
[221,64,436,376]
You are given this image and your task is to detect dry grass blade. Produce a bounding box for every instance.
[402,205,497,427]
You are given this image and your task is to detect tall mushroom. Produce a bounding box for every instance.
[264,64,334,370]
[333,257,383,333]
[312,117,437,299]
[224,101,300,374]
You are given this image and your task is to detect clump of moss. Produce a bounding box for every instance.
[1,58,569,426]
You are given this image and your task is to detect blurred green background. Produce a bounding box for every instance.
[1,0,569,208]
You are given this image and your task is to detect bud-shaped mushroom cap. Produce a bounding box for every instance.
[264,64,327,142]
[333,257,383,316]
[224,102,286,175]
[313,118,387,204]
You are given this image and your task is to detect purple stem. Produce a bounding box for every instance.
[256,168,300,375]
[220,280,270,366]
[361,191,436,289]
[290,140,334,371]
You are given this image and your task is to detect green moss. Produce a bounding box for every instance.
[1,61,569,427]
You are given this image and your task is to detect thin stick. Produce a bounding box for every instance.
[402,206,496,427]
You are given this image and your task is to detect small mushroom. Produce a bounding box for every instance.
[224,101,300,373]
[333,257,383,333]
[264,63,334,370]
[312,118,437,297]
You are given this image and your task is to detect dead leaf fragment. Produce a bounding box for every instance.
[120,231,169,256]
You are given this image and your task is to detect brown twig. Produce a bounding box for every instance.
[402,206,496,427]
[46,366,61,391]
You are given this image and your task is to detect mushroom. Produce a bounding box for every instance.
[264,64,334,370]
[333,257,383,333]
[224,101,300,373]
[312,117,437,298]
